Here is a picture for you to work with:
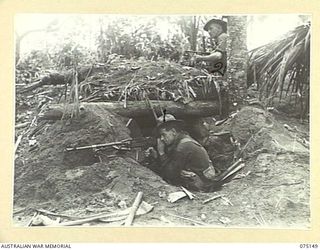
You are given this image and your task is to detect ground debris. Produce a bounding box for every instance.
[202,194,222,204]
[166,212,208,226]
[167,191,187,203]
[218,216,231,224]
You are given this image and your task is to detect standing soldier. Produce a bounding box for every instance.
[194,18,228,76]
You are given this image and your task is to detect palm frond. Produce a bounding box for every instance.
[248,23,310,118]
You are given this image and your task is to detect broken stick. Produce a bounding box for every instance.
[221,163,245,181]
[202,194,222,204]
[26,211,39,227]
[35,208,82,220]
[166,213,208,226]
[124,191,143,226]
[15,122,30,129]
[180,186,195,199]
[15,134,23,154]
[215,158,243,181]
[55,210,127,226]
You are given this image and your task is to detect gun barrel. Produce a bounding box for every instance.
[65,139,132,152]
[184,50,210,55]
[65,136,156,152]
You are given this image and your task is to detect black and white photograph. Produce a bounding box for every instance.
[13,14,310,228]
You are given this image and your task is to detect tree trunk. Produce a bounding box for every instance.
[226,16,248,103]
[39,100,225,120]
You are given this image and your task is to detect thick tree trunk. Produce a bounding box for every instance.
[39,100,225,120]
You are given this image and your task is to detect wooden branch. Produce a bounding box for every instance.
[221,163,245,181]
[15,122,30,129]
[27,211,39,227]
[52,201,152,226]
[166,213,208,226]
[39,100,224,120]
[13,207,27,215]
[99,215,127,223]
[215,158,243,182]
[15,135,23,154]
[180,186,195,200]
[202,195,222,204]
[55,210,126,226]
[35,208,82,220]
[18,66,109,93]
[124,191,143,226]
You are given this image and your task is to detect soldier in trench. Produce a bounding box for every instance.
[145,114,217,191]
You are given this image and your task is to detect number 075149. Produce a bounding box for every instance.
[300,244,319,248]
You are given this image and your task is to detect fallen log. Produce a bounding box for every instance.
[18,66,106,93]
[39,100,226,120]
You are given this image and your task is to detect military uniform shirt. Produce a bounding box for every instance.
[159,134,214,189]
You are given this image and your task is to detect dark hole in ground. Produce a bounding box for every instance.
[133,114,211,142]
[132,115,157,137]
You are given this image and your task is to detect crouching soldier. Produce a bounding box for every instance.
[146,114,216,191]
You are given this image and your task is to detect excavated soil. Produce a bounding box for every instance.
[13,105,310,228]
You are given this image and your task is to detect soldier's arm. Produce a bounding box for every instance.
[195,33,228,62]
[195,51,223,62]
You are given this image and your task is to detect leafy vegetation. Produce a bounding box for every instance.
[16,16,208,86]
[248,23,310,117]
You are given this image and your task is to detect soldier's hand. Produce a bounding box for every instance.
[145,147,157,158]
[180,170,197,179]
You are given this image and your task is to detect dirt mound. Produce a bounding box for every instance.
[204,134,236,172]
[47,106,129,166]
[14,156,176,212]
[201,106,301,171]
[227,106,308,158]
[230,106,274,144]
[195,107,274,172]
[14,106,133,207]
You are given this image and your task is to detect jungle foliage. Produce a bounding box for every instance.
[248,23,310,118]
